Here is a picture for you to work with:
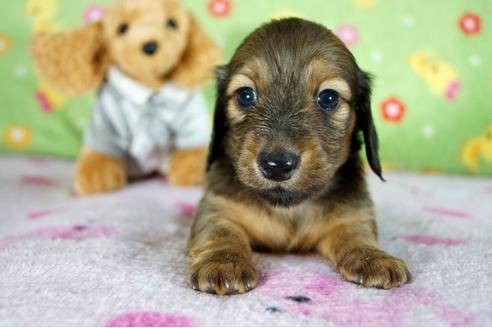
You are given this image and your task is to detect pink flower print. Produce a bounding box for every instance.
[335,25,359,47]
[105,312,193,327]
[84,5,105,23]
[207,0,232,18]
[444,80,461,101]
[28,206,67,220]
[176,202,197,218]
[259,269,474,326]
[35,83,65,112]
[35,90,52,112]
[403,235,465,246]
[20,174,57,187]
[0,224,115,250]
[423,206,471,220]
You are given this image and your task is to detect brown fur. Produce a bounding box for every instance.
[187,18,411,295]
[30,0,221,194]
[168,147,208,186]
[74,147,127,195]
[31,21,110,95]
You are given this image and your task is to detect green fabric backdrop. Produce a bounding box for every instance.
[1,0,491,175]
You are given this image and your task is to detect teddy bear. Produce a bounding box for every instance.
[30,0,221,195]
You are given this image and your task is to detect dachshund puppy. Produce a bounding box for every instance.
[188,18,411,295]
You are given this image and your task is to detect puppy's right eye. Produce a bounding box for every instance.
[317,89,340,112]
[236,87,257,109]
[117,23,129,36]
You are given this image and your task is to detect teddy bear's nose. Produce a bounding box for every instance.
[142,41,159,55]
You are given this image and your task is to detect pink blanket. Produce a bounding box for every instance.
[0,155,491,326]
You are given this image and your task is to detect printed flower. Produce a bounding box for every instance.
[459,13,480,35]
[380,97,406,123]
[208,0,232,18]
[335,25,359,47]
[35,82,65,112]
[105,312,193,327]
[0,224,116,250]
[353,0,374,9]
[445,80,461,101]
[84,5,105,23]
[3,124,32,149]
[176,202,197,218]
[403,235,465,246]
[0,33,12,56]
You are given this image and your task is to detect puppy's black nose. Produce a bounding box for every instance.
[258,152,300,182]
[142,41,158,55]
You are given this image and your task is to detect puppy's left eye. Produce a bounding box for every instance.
[236,87,257,109]
[317,89,340,111]
[167,18,178,29]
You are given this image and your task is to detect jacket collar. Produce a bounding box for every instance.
[107,66,190,107]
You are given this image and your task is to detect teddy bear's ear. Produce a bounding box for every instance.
[171,14,221,89]
[30,21,111,96]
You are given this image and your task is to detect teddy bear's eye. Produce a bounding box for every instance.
[117,23,129,36]
[167,18,178,29]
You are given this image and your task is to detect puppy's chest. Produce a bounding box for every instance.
[246,202,328,252]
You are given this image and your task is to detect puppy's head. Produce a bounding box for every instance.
[209,18,382,207]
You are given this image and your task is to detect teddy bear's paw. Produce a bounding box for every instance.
[168,166,205,186]
[74,148,127,196]
[168,148,207,186]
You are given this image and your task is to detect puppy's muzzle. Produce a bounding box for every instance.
[258,151,300,182]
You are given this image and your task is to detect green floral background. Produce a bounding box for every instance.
[1,0,491,175]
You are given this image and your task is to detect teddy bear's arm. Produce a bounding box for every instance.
[74,91,130,195]
[83,91,128,158]
[166,91,211,186]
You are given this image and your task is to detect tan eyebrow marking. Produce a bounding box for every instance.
[318,78,352,101]
[227,74,256,96]
[225,74,257,124]
[318,78,353,126]
[304,58,352,102]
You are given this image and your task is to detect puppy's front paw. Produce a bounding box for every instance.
[188,250,258,295]
[337,247,411,289]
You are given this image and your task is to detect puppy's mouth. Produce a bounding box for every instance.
[257,187,314,208]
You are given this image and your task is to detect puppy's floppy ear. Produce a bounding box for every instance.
[172,14,222,89]
[30,21,110,96]
[207,66,229,171]
[354,70,384,181]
